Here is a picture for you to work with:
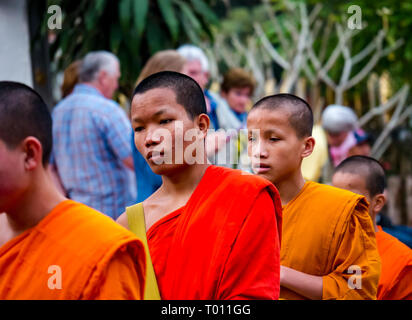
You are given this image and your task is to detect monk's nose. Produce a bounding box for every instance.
[145,127,162,148]
[251,142,268,159]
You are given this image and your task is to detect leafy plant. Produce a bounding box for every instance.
[44,0,219,95]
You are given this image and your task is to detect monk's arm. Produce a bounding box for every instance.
[81,244,145,300]
[218,189,281,300]
[322,201,381,300]
[280,266,323,300]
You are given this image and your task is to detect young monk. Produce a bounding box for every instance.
[247,93,381,300]
[117,71,282,300]
[0,81,146,300]
[333,155,412,300]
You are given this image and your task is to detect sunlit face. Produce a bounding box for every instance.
[131,87,207,176]
[247,108,311,185]
[222,87,252,114]
[332,171,375,216]
[0,139,27,213]
[332,172,370,201]
[101,61,120,99]
[181,60,208,90]
[326,131,348,147]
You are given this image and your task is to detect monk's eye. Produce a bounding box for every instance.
[160,119,173,125]
[248,136,256,142]
[134,126,144,132]
[270,137,280,142]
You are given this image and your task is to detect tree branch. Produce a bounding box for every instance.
[359,85,409,126]
[254,22,291,70]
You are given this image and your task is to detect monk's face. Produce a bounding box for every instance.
[247,107,313,185]
[0,139,28,213]
[332,172,370,201]
[131,87,209,175]
[332,171,384,217]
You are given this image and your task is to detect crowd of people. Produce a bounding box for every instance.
[0,44,411,300]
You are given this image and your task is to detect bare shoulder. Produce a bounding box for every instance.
[116,211,129,230]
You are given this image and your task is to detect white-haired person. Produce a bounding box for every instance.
[177,44,221,130]
[178,45,234,167]
[302,104,368,183]
[322,104,365,167]
[51,51,135,219]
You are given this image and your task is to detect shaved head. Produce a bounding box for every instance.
[133,71,207,120]
[251,94,313,138]
[0,81,52,165]
[334,156,386,197]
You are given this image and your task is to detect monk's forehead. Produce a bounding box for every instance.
[248,105,293,125]
[335,165,372,188]
[132,87,177,107]
[131,88,179,115]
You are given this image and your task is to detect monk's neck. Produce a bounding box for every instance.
[275,172,306,206]
[3,169,66,236]
[372,214,379,233]
[162,163,210,197]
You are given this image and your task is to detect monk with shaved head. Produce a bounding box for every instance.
[117,71,282,300]
[0,81,146,299]
[247,93,381,300]
[333,156,412,300]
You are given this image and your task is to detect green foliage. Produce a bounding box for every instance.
[303,0,412,91]
[212,0,412,116]
[46,0,219,94]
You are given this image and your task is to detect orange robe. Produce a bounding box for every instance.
[376,226,412,300]
[146,165,282,300]
[280,181,381,300]
[0,200,146,300]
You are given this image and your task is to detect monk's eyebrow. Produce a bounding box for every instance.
[153,108,168,117]
[132,108,170,123]
[264,129,280,135]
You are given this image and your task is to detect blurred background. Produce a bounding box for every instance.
[1,0,411,226]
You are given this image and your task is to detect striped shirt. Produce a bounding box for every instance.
[52,84,134,219]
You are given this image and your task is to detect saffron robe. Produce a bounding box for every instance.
[280,181,381,300]
[0,200,146,300]
[144,165,282,300]
[376,226,412,300]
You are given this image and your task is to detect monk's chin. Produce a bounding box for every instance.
[149,163,190,176]
[253,171,276,184]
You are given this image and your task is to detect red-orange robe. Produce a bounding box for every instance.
[147,165,282,300]
[376,226,412,300]
[0,200,146,299]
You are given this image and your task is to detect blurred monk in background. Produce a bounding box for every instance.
[333,155,412,300]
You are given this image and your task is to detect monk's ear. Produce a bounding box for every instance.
[371,194,386,215]
[21,137,43,171]
[196,114,210,139]
[301,136,315,158]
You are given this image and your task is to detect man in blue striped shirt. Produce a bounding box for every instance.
[51,51,135,219]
